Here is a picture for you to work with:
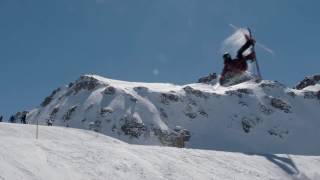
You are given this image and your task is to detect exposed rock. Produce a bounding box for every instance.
[71,76,100,95]
[241,116,261,133]
[133,86,149,96]
[160,93,180,105]
[67,82,74,88]
[89,120,102,132]
[159,108,168,119]
[259,81,285,89]
[198,109,208,118]
[153,126,191,148]
[286,91,296,98]
[239,101,249,107]
[259,103,274,115]
[184,104,197,119]
[237,88,253,95]
[120,116,146,138]
[63,106,77,121]
[183,86,208,99]
[173,126,191,148]
[295,75,320,90]
[270,98,292,113]
[268,127,289,139]
[225,90,243,98]
[11,111,29,124]
[49,107,59,124]
[127,94,138,103]
[41,88,61,107]
[197,73,218,84]
[185,112,197,119]
[103,86,116,95]
[100,107,113,116]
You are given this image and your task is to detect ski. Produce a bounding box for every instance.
[247,28,262,81]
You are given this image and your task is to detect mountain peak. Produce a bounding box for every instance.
[19,74,320,154]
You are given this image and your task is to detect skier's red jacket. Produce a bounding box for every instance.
[220,39,255,81]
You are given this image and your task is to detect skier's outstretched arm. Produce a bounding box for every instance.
[236,35,255,59]
[236,40,253,59]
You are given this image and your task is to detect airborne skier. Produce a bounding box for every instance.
[219,34,256,85]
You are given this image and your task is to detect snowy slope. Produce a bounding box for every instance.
[0,122,319,180]
[25,74,320,154]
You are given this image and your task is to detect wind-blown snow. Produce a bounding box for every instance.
[0,123,319,180]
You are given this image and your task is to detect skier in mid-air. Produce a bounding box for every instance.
[219,35,256,85]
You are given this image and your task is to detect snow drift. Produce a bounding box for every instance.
[0,123,319,180]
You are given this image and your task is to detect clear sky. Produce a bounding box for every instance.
[0,0,319,118]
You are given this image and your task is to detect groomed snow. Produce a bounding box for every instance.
[0,123,319,180]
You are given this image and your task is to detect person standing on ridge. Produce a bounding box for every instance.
[219,35,256,85]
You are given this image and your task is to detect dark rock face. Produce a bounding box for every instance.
[197,73,218,84]
[159,108,168,119]
[185,112,197,119]
[41,88,61,107]
[286,91,296,98]
[295,75,320,90]
[183,86,208,99]
[70,76,100,95]
[241,116,261,133]
[103,86,116,95]
[127,94,138,103]
[63,106,77,121]
[183,104,198,119]
[160,93,180,105]
[226,88,253,98]
[259,81,285,89]
[270,98,292,113]
[48,107,59,125]
[153,126,191,148]
[198,109,208,118]
[120,116,146,138]
[268,127,289,139]
[100,107,113,116]
[133,86,149,96]
[11,111,29,124]
[237,88,254,95]
[89,120,102,132]
[259,103,274,115]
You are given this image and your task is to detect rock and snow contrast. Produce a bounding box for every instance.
[21,74,320,155]
[1,123,320,180]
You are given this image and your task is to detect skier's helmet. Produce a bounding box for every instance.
[223,52,231,61]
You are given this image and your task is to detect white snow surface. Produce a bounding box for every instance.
[0,123,319,180]
[26,74,320,155]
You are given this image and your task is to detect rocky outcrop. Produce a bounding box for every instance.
[183,86,209,99]
[270,98,292,113]
[69,76,100,95]
[197,73,218,84]
[295,75,320,90]
[41,88,61,107]
[10,111,29,124]
[120,115,146,138]
[160,93,180,105]
[22,74,320,152]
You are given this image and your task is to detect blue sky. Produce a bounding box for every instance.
[0,0,319,118]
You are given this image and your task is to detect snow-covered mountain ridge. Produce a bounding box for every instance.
[24,74,320,154]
